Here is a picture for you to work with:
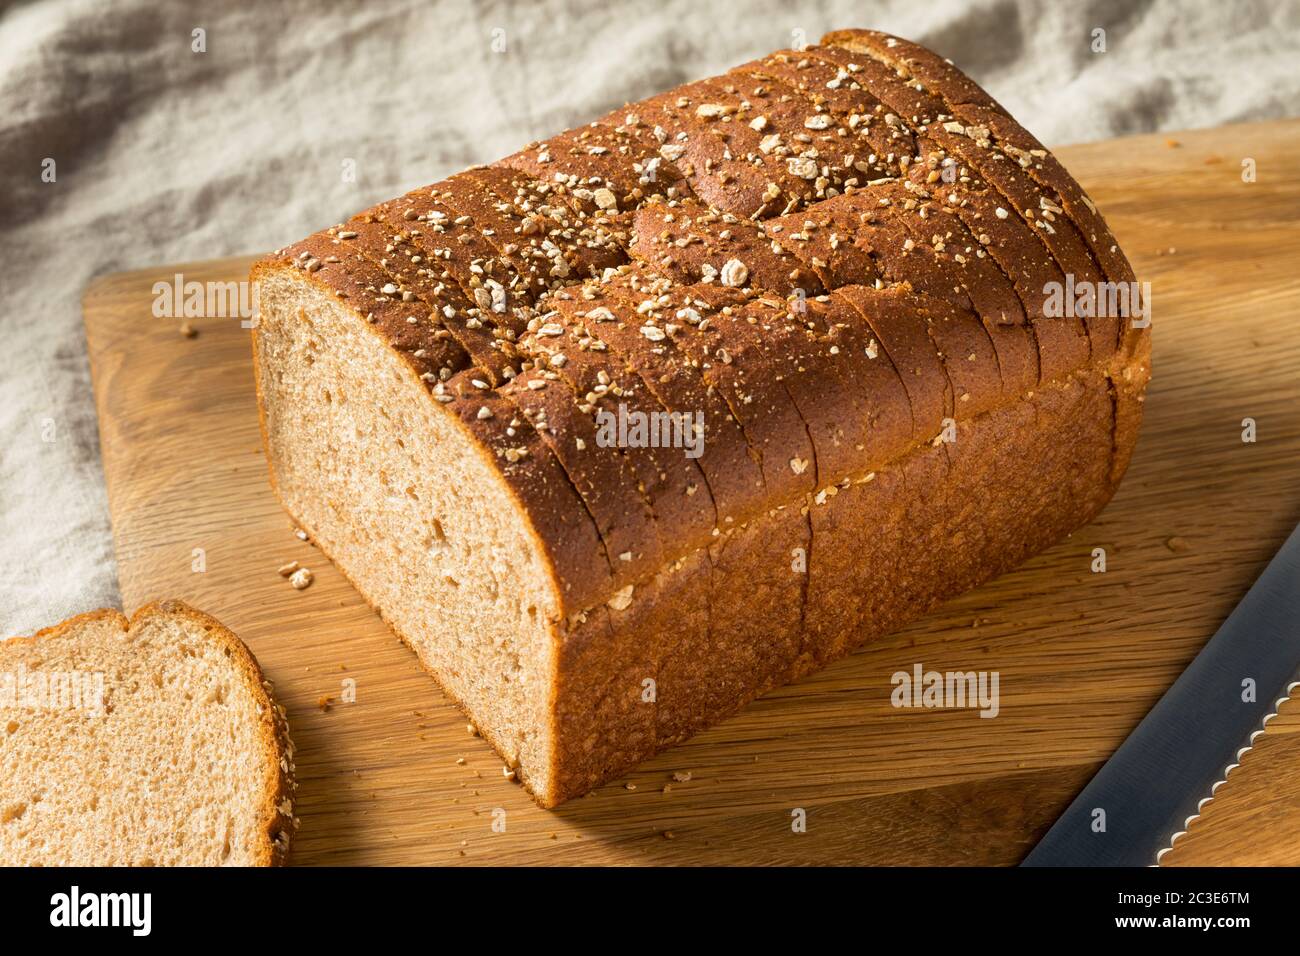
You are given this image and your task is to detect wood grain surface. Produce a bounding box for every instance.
[82,119,1300,866]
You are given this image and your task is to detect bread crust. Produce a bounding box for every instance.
[514,299,719,545]
[548,367,1123,801]
[374,189,527,382]
[498,361,667,580]
[738,52,913,174]
[331,207,504,361]
[2,601,296,865]
[727,63,876,200]
[464,165,629,279]
[822,29,1138,356]
[804,44,1108,362]
[633,80,803,218]
[631,197,822,295]
[550,278,769,527]
[499,117,695,213]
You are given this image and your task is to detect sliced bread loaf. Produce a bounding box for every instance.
[0,601,295,866]
[252,29,1150,806]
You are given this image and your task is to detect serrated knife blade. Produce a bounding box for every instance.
[1023,520,1300,866]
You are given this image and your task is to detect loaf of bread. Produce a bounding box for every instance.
[0,601,296,865]
[252,29,1150,806]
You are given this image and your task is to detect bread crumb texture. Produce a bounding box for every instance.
[0,601,296,865]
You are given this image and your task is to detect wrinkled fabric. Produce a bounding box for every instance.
[1,0,1296,635]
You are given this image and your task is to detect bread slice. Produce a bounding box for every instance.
[0,601,295,866]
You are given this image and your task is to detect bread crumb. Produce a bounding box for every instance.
[467,722,479,736]
[1165,536,1190,553]
[289,567,313,590]
[316,695,333,712]
[277,561,300,577]
[671,771,692,783]
[293,527,310,542]
[1165,138,1181,148]
[179,322,198,339]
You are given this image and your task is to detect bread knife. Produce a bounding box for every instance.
[1023,519,1300,866]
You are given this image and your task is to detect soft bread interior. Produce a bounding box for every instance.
[253,271,558,801]
[0,609,280,866]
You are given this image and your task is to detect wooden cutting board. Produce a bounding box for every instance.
[83,119,1300,866]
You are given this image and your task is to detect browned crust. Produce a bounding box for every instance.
[555,278,773,523]
[630,197,823,295]
[499,117,696,212]
[820,28,1009,114]
[548,368,1124,803]
[3,601,296,865]
[514,300,719,546]
[808,38,1118,364]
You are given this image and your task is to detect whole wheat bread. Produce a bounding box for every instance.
[251,29,1151,806]
[0,601,296,865]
